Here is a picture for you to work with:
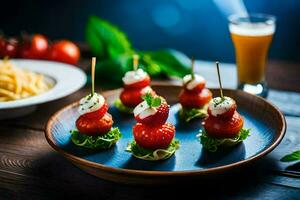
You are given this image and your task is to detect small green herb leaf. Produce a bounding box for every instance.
[151,97,161,107]
[142,93,153,106]
[142,93,161,108]
[280,150,300,162]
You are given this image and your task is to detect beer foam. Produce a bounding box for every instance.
[229,22,275,36]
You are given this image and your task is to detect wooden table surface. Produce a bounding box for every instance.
[0,60,300,200]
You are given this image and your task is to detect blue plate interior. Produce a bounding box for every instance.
[52,103,275,172]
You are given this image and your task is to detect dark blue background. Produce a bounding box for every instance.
[2,0,300,62]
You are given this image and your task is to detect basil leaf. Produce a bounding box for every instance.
[85,16,193,83]
[85,15,132,59]
[146,49,191,78]
[280,150,300,162]
[70,128,122,149]
[126,140,180,161]
[95,53,133,86]
[140,54,162,77]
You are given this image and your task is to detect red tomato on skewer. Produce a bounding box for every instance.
[124,75,150,89]
[204,111,244,138]
[135,101,169,126]
[76,113,113,136]
[133,122,175,150]
[183,81,206,93]
[179,88,212,108]
[120,87,155,107]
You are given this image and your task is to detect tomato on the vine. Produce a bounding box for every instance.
[19,34,48,59]
[47,40,80,65]
[0,37,18,58]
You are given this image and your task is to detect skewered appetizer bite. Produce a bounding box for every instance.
[179,58,212,122]
[126,93,179,160]
[198,62,250,152]
[115,54,156,114]
[70,58,121,149]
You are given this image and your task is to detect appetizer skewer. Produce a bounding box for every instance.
[115,54,156,114]
[70,57,121,149]
[198,62,250,152]
[179,58,212,122]
[126,93,179,160]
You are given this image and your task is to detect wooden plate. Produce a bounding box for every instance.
[45,85,286,184]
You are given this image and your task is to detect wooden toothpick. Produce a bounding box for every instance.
[133,54,139,71]
[91,57,96,96]
[191,56,195,79]
[216,61,224,99]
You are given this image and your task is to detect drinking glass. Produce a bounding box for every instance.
[229,13,276,97]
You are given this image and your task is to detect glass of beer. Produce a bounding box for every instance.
[229,14,276,97]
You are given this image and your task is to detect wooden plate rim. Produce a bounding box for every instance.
[45,85,286,177]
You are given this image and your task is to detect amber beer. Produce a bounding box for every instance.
[229,14,276,96]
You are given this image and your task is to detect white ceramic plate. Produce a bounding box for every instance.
[0,59,86,119]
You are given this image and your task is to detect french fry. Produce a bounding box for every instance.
[0,60,51,102]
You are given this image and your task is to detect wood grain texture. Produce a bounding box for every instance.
[0,126,298,199]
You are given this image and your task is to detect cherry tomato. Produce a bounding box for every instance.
[179,88,212,108]
[133,122,175,150]
[204,111,244,138]
[0,37,18,58]
[124,75,150,89]
[135,100,169,126]
[81,102,108,120]
[19,34,48,59]
[76,113,113,136]
[208,100,237,120]
[18,44,34,58]
[47,40,80,65]
[184,80,205,93]
[120,87,155,107]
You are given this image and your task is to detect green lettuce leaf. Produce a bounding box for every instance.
[280,150,300,162]
[126,140,180,161]
[179,105,208,122]
[197,128,250,152]
[114,98,134,114]
[70,128,121,149]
